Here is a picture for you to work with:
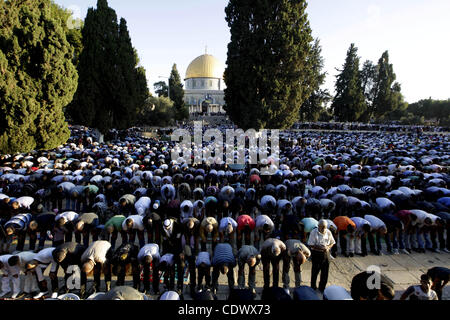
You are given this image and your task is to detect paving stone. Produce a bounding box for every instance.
[383,271,418,285]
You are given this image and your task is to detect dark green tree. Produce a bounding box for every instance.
[168,63,188,121]
[358,60,376,122]
[154,81,169,97]
[66,26,83,67]
[137,96,176,127]
[299,39,331,122]
[224,0,316,129]
[134,65,150,121]
[67,0,148,134]
[0,0,78,154]
[331,43,367,122]
[405,98,450,125]
[371,51,404,119]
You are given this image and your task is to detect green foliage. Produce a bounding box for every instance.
[405,98,450,125]
[66,26,83,67]
[400,113,424,125]
[137,95,176,127]
[0,0,78,154]
[299,39,331,122]
[318,108,333,122]
[67,0,149,134]
[224,0,316,130]
[154,81,168,97]
[168,63,187,121]
[331,44,367,122]
[370,51,405,119]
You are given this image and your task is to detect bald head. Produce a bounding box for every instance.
[247,256,257,267]
[272,243,281,256]
[318,219,328,228]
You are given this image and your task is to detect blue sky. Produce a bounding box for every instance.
[54,0,450,103]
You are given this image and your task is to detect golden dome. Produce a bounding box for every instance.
[185,54,224,79]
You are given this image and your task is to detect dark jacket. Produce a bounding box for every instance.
[53,242,86,269]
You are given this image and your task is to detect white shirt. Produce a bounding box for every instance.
[307,228,336,247]
[195,251,211,267]
[324,219,337,232]
[16,251,36,271]
[160,253,174,266]
[56,211,79,222]
[409,286,438,300]
[364,215,386,231]
[81,241,112,265]
[137,244,160,262]
[218,217,238,232]
[58,182,76,193]
[135,197,151,216]
[0,254,14,275]
[160,291,180,300]
[409,210,429,226]
[376,198,395,210]
[254,215,274,232]
[425,213,439,226]
[35,248,57,272]
[15,196,35,209]
[180,200,194,221]
[122,215,145,231]
[324,285,353,300]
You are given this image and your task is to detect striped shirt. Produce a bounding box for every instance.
[212,243,236,267]
[5,213,32,231]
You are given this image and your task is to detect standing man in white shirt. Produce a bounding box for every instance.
[307,219,336,292]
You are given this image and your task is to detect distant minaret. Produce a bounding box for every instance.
[205,45,208,54]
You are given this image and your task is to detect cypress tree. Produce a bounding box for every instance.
[371,51,404,119]
[0,0,78,154]
[115,18,137,129]
[331,43,367,122]
[224,0,316,130]
[68,0,148,134]
[169,63,188,121]
[299,39,330,122]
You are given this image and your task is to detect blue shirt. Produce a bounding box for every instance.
[212,243,236,267]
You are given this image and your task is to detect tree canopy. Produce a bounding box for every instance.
[331,43,367,122]
[66,0,149,134]
[168,63,188,121]
[299,39,331,122]
[0,0,78,154]
[224,0,317,130]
